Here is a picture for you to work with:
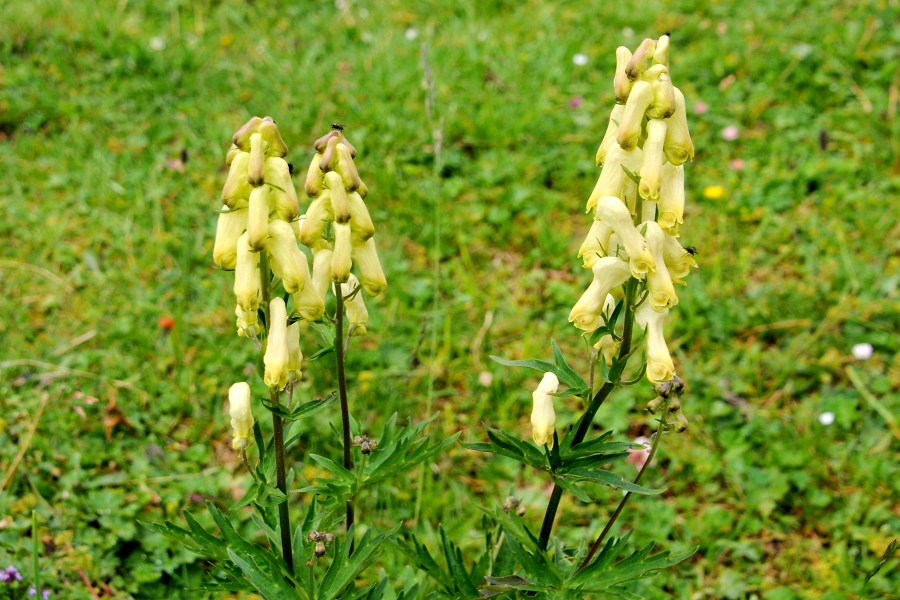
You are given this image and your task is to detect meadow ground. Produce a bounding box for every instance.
[1,0,899,598]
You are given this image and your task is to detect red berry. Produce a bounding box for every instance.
[158,317,175,330]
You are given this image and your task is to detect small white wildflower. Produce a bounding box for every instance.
[818,412,835,426]
[478,371,493,387]
[573,53,589,66]
[149,37,166,51]
[852,343,873,361]
[405,28,418,41]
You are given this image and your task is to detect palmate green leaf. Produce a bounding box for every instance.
[476,505,541,555]
[287,393,337,421]
[556,466,663,495]
[489,355,589,397]
[206,502,296,588]
[501,530,564,588]
[309,454,357,485]
[226,549,301,600]
[462,427,549,472]
[566,533,696,591]
[317,524,400,600]
[363,414,459,485]
[393,533,456,592]
[440,527,481,598]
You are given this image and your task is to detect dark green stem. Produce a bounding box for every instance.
[334,284,355,533]
[578,403,670,570]
[272,388,294,573]
[537,278,638,551]
[259,252,294,573]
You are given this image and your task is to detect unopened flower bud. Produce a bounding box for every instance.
[531,372,559,448]
[674,411,688,433]
[305,153,324,198]
[595,196,656,278]
[655,381,674,399]
[516,504,526,516]
[257,118,288,158]
[672,374,685,393]
[361,441,371,454]
[264,297,290,390]
[229,382,254,450]
[503,496,519,512]
[614,47,634,103]
[308,530,318,541]
[652,33,670,68]
[646,396,664,414]
[248,133,266,187]
[625,38,657,80]
[247,186,271,252]
[596,104,626,167]
[315,541,327,557]
[213,205,248,270]
[351,237,387,296]
[353,436,363,445]
[233,116,263,150]
[331,223,352,283]
[324,533,334,544]
[669,397,682,412]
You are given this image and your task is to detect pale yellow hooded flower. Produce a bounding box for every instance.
[569,256,632,332]
[635,302,675,384]
[264,297,290,390]
[643,222,679,312]
[229,382,255,450]
[595,196,656,279]
[531,372,559,448]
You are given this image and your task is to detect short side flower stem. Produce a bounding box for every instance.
[334,285,355,534]
[578,403,670,571]
[537,278,638,551]
[259,252,294,573]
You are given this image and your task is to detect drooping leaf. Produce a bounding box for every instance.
[226,549,301,600]
[489,355,588,395]
[556,466,663,495]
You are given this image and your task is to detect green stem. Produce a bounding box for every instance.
[32,510,40,597]
[334,284,355,533]
[537,278,638,551]
[259,252,294,573]
[578,403,670,571]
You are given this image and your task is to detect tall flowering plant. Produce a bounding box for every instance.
[144,119,455,598]
[396,34,698,598]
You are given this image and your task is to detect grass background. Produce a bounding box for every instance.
[1,0,899,597]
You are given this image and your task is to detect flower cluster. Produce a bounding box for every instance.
[214,116,323,343]
[571,34,697,385]
[299,126,387,336]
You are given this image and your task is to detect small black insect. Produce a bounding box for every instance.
[331,122,344,131]
[684,246,698,256]
[180,148,188,164]
[288,162,294,176]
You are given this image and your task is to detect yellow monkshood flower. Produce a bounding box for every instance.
[635,302,675,384]
[264,297,290,390]
[531,372,559,448]
[569,257,631,332]
[595,195,656,278]
[643,222,679,312]
[229,382,254,450]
